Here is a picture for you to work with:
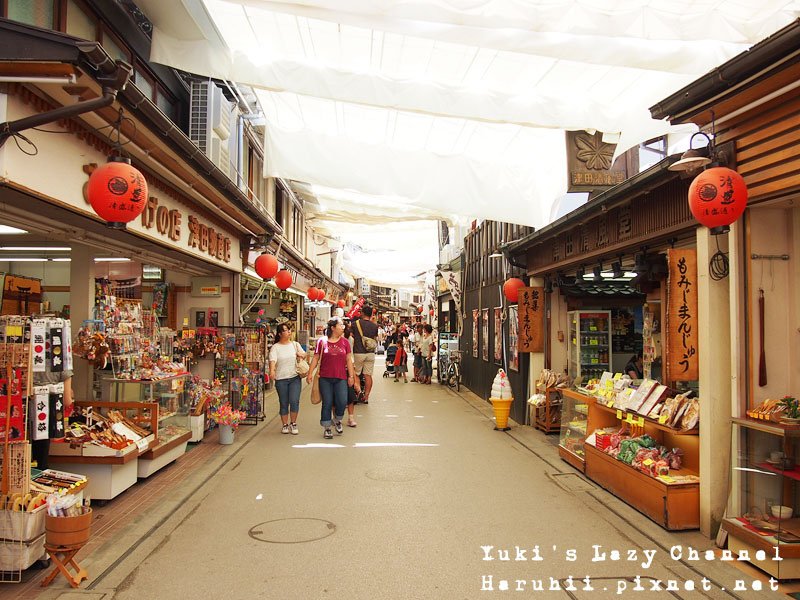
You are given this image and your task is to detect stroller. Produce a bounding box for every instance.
[383,342,398,378]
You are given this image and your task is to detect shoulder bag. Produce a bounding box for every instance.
[310,339,324,404]
[294,342,310,376]
[357,320,378,352]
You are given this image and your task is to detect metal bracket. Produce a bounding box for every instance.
[751,254,790,260]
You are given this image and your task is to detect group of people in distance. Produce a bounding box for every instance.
[268,305,437,439]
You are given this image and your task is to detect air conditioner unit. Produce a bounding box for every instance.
[190,80,235,176]
[210,135,230,178]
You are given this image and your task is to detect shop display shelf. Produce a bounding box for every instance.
[558,445,586,472]
[592,401,699,435]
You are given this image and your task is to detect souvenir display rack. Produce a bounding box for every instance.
[559,382,700,530]
[567,311,612,381]
[722,418,800,579]
[213,326,267,425]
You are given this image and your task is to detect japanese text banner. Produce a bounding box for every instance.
[666,249,699,381]
[518,287,544,353]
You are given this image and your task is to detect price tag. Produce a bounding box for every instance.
[658,414,668,425]
[626,413,635,424]
[642,458,654,466]
[658,475,675,484]
[605,380,614,390]
[613,373,622,380]
[637,417,645,427]
[5,325,23,337]
[606,399,615,408]
[616,410,622,420]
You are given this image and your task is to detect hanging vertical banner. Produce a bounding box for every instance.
[493,307,503,364]
[31,319,46,373]
[481,309,489,362]
[508,306,519,371]
[666,249,699,381]
[32,386,50,441]
[518,287,544,352]
[472,309,479,358]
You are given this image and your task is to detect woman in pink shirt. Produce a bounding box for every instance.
[307,316,360,439]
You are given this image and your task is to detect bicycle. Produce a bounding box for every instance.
[444,350,461,392]
[437,351,450,385]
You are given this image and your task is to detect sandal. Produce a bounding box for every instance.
[347,419,357,427]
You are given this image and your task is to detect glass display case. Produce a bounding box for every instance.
[568,310,612,381]
[101,373,191,443]
[558,389,590,472]
[723,418,800,579]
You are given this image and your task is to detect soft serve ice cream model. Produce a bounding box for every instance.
[490,369,514,430]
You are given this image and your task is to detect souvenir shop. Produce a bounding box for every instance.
[507,157,706,531]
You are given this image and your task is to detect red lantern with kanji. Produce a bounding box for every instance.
[503,277,526,303]
[688,167,748,234]
[337,299,346,308]
[254,253,279,280]
[307,286,319,301]
[275,269,292,290]
[86,157,148,229]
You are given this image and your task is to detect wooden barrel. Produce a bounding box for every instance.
[45,508,93,547]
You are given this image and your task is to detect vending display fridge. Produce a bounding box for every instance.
[568,311,612,381]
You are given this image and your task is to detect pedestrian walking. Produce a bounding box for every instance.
[420,324,435,384]
[411,324,424,382]
[307,316,359,439]
[269,323,306,435]
[344,320,359,427]
[352,304,379,403]
[393,336,409,383]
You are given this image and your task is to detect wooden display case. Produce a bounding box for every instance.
[560,388,700,530]
[721,418,800,579]
[534,385,562,434]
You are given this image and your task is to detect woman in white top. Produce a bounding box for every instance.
[269,323,306,435]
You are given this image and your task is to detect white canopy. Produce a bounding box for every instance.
[136,0,799,284]
[138,0,799,229]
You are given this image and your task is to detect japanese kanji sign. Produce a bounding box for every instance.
[666,249,699,381]
[518,287,544,353]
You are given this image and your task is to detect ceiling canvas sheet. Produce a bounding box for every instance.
[138,0,800,228]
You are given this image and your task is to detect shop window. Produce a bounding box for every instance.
[156,89,176,121]
[565,233,574,257]
[552,241,560,263]
[101,29,131,63]
[135,69,154,100]
[7,0,55,28]
[65,0,96,40]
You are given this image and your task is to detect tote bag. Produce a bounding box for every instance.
[295,342,310,376]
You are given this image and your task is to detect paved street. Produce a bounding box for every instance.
[23,358,779,600]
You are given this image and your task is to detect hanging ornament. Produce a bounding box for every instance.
[688,167,748,234]
[429,309,435,316]
[275,269,292,290]
[86,156,148,229]
[317,289,325,302]
[337,299,346,308]
[307,286,319,301]
[417,306,423,313]
[254,253,280,280]
[503,278,526,303]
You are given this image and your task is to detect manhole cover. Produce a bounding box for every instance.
[248,518,336,544]
[365,466,429,482]
[549,472,596,492]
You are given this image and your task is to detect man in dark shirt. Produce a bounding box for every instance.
[352,304,379,403]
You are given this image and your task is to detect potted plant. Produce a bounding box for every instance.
[780,396,800,424]
[209,402,248,444]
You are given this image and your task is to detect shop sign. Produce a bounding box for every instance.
[565,131,627,193]
[518,287,544,353]
[666,249,699,381]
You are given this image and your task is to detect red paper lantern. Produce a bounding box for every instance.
[275,269,292,290]
[86,157,148,229]
[337,299,346,308]
[503,278,526,303]
[429,309,435,316]
[688,167,748,234]
[317,290,325,302]
[417,306,423,313]
[254,253,279,280]
[307,286,319,301]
